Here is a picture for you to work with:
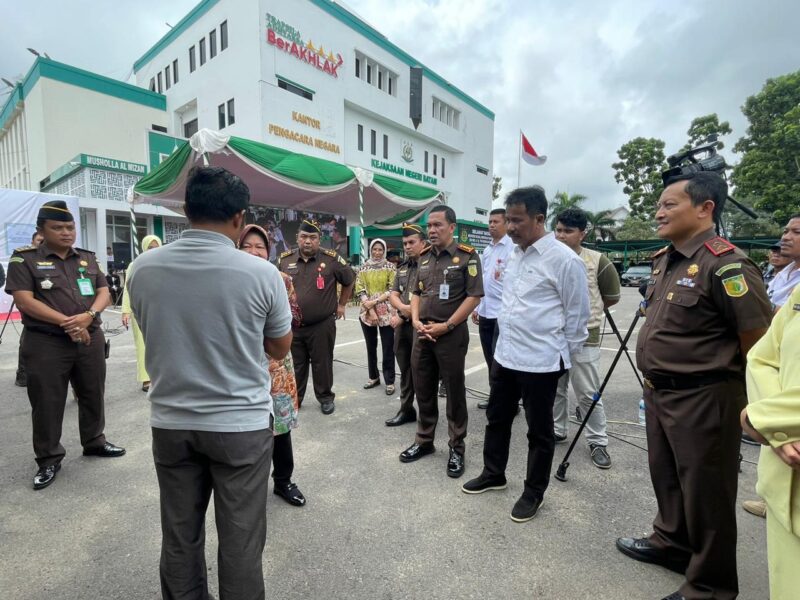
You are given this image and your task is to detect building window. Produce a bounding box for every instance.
[475,207,488,216]
[149,77,156,92]
[424,151,428,173]
[370,130,377,156]
[199,38,206,65]
[156,72,163,93]
[433,154,437,176]
[354,50,398,97]
[209,30,217,59]
[173,59,179,83]
[220,20,228,51]
[441,157,446,178]
[383,134,388,159]
[357,125,363,151]
[218,104,226,129]
[476,165,489,175]
[189,46,196,72]
[277,77,313,101]
[152,124,167,133]
[432,97,460,129]
[165,65,171,90]
[226,99,235,125]
[184,118,198,138]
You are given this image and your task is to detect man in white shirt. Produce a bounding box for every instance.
[472,208,515,409]
[462,186,589,523]
[766,214,800,310]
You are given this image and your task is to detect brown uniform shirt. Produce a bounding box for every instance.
[636,228,771,376]
[392,257,422,307]
[5,242,108,335]
[278,247,355,327]
[412,240,484,322]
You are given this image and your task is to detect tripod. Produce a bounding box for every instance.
[555,304,643,482]
[603,308,643,389]
[0,300,16,345]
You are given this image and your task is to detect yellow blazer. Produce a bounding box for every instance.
[746,284,800,535]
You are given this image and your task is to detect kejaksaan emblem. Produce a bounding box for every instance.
[401,140,414,163]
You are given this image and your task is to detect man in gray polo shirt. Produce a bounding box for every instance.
[128,166,292,600]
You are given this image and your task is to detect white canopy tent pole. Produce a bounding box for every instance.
[127,187,140,259]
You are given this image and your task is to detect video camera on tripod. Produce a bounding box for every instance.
[661,135,757,220]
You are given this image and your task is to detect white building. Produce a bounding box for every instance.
[0,58,186,263]
[132,0,495,226]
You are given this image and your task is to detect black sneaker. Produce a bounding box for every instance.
[590,444,612,469]
[461,472,507,494]
[554,433,567,444]
[511,495,544,523]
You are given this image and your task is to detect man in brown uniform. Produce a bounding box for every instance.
[385,223,428,427]
[279,219,355,415]
[616,172,771,600]
[5,200,125,490]
[399,205,483,478]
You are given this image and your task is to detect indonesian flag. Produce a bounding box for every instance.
[521,132,547,166]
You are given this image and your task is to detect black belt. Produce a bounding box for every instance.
[643,371,741,391]
[297,314,334,328]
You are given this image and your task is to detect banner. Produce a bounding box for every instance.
[246,206,348,262]
[0,189,82,318]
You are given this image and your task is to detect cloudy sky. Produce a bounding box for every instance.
[2,0,798,211]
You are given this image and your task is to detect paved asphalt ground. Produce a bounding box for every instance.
[0,288,769,599]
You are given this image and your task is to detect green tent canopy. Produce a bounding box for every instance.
[132,129,442,223]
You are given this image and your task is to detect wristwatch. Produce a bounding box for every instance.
[86,309,98,319]
[446,320,455,331]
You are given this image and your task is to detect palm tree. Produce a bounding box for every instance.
[548,191,587,229]
[585,209,617,241]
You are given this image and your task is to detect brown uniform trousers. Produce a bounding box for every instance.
[291,316,336,406]
[393,320,416,415]
[637,229,772,599]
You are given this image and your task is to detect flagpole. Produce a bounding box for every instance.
[517,130,522,189]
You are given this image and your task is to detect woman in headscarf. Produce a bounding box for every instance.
[356,238,397,395]
[239,224,306,507]
[122,234,162,392]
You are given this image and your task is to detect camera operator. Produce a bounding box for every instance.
[616,172,771,600]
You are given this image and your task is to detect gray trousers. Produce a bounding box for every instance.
[552,345,609,446]
[152,427,274,600]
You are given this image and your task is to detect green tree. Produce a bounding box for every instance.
[732,70,800,223]
[683,113,732,151]
[615,216,657,241]
[612,137,667,220]
[720,197,783,239]
[585,209,617,241]
[547,191,587,229]
[492,176,502,200]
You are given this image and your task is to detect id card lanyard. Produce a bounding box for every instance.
[76,267,95,297]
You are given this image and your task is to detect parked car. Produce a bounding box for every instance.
[621,264,652,287]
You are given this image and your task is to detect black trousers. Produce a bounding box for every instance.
[291,317,336,406]
[17,327,26,381]
[645,379,744,600]
[483,361,564,500]
[477,317,499,370]
[24,329,107,467]
[152,427,273,600]
[393,321,416,414]
[413,322,470,453]
[272,431,294,484]
[360,321,395,385]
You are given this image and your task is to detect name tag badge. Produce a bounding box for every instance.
[77,277,95,296]
[439,284,450,300]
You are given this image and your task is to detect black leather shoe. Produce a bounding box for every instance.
[511,495,544,522]
[615,537,690,574]
[661,593,686,600]
[274,481,306,507]
[399,442,435,463]
[33,463,61,490]
[477,400,488,409]
[447,449,465,478]
[385,410,416,427]
[321,401,335,415]
[83,441,126,458]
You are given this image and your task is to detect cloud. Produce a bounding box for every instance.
[2,0,798,214]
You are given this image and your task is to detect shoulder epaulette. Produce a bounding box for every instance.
[651,247,669,259]
[457,243,475,254]
[12,245,37,253]
[75,247,96,255]
[704,236,736,257]
[420,245,432,255]
[279,249,295,259]
[322,248,338,258]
